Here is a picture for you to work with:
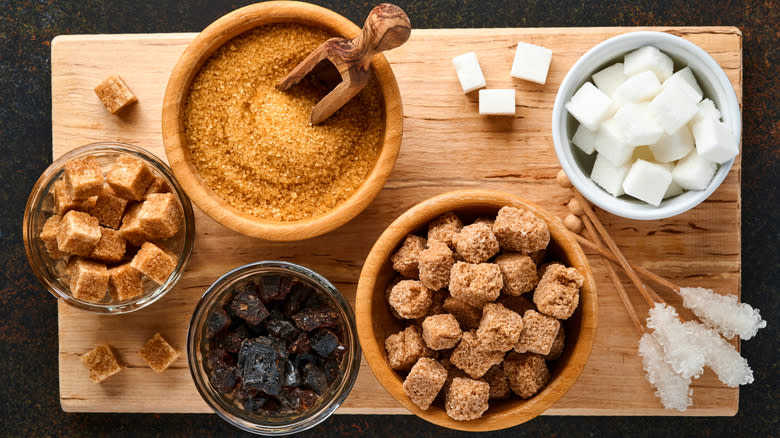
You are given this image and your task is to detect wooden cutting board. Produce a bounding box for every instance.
[52,27,742,415]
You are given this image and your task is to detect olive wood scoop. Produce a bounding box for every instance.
[276,3,411,125]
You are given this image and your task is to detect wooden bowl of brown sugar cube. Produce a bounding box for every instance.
[161,1,403,241]
[355,190,598,431]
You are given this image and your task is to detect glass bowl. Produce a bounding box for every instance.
[22,142,195,314]
[187,261,361,435]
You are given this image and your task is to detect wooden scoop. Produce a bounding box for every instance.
[276,3,411,125]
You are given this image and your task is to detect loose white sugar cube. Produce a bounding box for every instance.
[672,150,717,191]
[452,52,487,93]
[649,80,701,134]
[592,62,627,97]
[692,118,738,163]
[478,89,516,115]
[565,82,612,131]
[622,159,673,206]
[650,126,694,162]
[595,118,634,165]
[615,70,662,102]
[624,46,674,82]
[510,41,553,84]
[591,152,631,196]
[659,162,684,199]
[613,103,665,147]
[572,124,597,154]
[663,67,703,101]
[689,98,722,126]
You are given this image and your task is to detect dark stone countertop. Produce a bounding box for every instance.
[1,0,777,436]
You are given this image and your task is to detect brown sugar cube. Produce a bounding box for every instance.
[418,240,454,290]
[388,280,432,319]
[86,185,128,229]
[448,262,503,308]
[515,309,561,355]
[384,276,407,320]
[452,222,499,264]
[427,212,463,249]
[139,332,180,373]
[545,326,566,361]
[118,203,146,246]
[450,331,505,379]
[80,344,123,383]
[533,264,584,319]
[89,227,127,263]
[492,206,550,254]
[53,179,97,215]
[136,193,183,239]
[69,258,109,303]
[64,156,103,200]
[437,358,470,403]
[108,263,144,301]
[144,173,171,197]
[445,377,490,421]
[391,234,426,278]
[442,297,482,330]
[495,253,538,296]
[131,242,177,284]
[57,210,101,256]
[503,352,550,398]
[476,303,524,352]
[384,325,434,371]
[94,73,138,114]
[497,294,534,316]
[40,214,65,258]
[472,217,495,228]
[107,155,154,201]
[403,358,448,410]
[484,364,511,400]
[422,314,462,350]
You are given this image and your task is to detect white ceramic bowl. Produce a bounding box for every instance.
[552,31,741,220]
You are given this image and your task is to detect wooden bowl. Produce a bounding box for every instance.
[161,1,403,241]
[355,190,598,431]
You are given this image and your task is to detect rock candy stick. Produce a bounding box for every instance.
[680,287,766,340]
[646,303,707,379]
[638,333,693,411]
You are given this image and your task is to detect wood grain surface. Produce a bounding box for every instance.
[52,26,741,415]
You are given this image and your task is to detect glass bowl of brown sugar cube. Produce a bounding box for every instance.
[23,142,195,314]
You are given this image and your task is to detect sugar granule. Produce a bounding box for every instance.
[679,287,766,340]
[638,334,693,411]
[646,303,706,379]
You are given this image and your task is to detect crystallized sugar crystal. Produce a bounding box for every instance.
[638,334,693,411]
[646,303,706,379]
[686,320,754,387]
[679,287,766,340]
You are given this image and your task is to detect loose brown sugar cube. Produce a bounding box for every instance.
[130,241,177,284]
[136,193,183,240]
[144,173,171,197]
[445,377,490,421]
[94,73,138,114]
[391,234,426,278]
[515,309,560,355]
[86,185,128,229]
[40,214,65,258]
[388,280,432,319]
[427,212,463,249]
[108,263,144,301]
[422,314,462,350]
[545,326,565,361]
[503,352,550,398]
[89,227,126,263]
[53,179,97,215]
[80,344,123,383]
[492,206,550,254]
[403,358,447,410]
[442,297,482,331]
[476,303,524,352]
[484,364,511,400]
[453,222,499,264]
[418,240,454,290]
[107,155,154,201]
[69,258,109,302]
[533,264,584,319]
[384,276,408,319]
[450,331,505,379]
[57,210,101,256]
[495,253,538,296]
[118,203,146,246]
[385,325,434,371]
[448,262,503,308]
[497,294,534,316]
[139,332,180,373]
[64,156,103,200]
[472,217,495,228]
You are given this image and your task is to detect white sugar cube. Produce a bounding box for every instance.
[689,98,722,126]
[510,42,553,84]
[478,89,516,115]
[565,82,612,131]
[624,46,674,82]
[672,150,717,191]
[615,70,662,102]
[649,80,701,134]
[664,179,685,199]
[622,159,672,206]
[613,103,665,147]
[595,118,634,165]
[650,126,694,162]
[591,153,631,196]
[663,67,703,101]
[452,52,487,93]
[592,62,627,97]
[571,124,597,155]
[692,118,738,163]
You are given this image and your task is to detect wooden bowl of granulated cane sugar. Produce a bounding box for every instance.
[162,1,402,240]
